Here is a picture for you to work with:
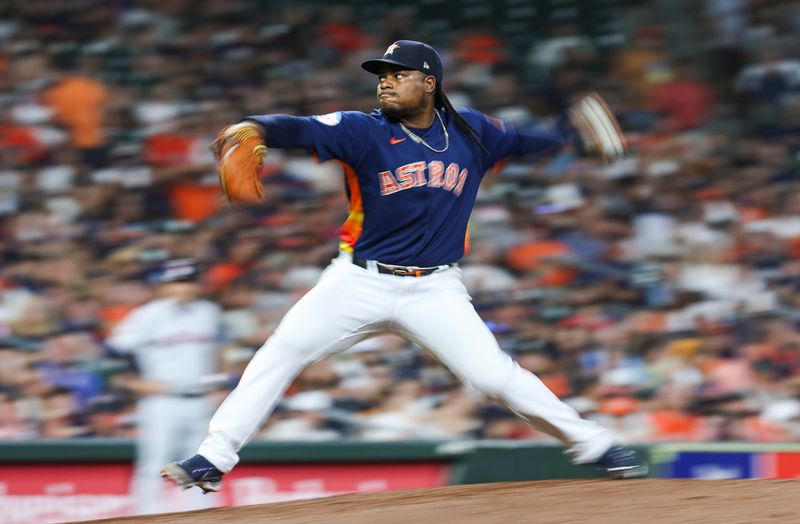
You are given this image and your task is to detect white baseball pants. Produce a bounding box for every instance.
[198,253,613,472]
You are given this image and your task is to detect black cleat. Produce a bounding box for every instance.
[588,445,649,479]
[161,454,224,494]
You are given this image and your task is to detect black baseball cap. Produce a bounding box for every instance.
[361,40,443,84]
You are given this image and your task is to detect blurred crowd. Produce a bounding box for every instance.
[1,0,800,445]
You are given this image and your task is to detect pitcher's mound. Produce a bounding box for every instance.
[89,479,799,524]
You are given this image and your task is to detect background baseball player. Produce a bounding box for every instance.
[162,40,646,494]
[108,259,222,514]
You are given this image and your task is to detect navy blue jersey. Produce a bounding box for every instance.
[246,108,569,266]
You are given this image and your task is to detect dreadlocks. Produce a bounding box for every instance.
[434,85,489,156]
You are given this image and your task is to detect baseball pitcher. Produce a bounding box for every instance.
[162,40,646,494]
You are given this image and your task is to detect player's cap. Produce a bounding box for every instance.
[361,40,443,83]
[152,258,200,284]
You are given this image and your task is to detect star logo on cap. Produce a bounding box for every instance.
[384,43,400,55]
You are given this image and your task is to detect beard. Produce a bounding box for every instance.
[381,104,413,121]
[380,96,428,122]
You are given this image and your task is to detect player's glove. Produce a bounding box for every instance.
[210,121,267,204]
[568,92,627,161]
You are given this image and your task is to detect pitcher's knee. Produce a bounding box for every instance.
[465,371,511,399]
[260,333,320,364]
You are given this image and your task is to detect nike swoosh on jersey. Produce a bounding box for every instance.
[390,137,407,144]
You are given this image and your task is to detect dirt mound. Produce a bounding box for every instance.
[85,479,799,524]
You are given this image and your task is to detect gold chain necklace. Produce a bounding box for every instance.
[398,109,449,153]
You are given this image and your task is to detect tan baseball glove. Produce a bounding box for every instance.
[210,121,267,204]
[569,92,627,161]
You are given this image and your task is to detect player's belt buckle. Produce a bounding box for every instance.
[384,264,432,277]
